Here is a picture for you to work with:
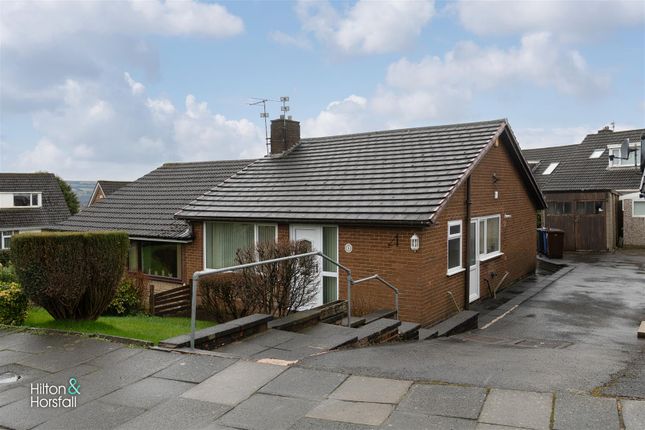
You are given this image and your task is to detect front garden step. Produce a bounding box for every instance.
[159,313,272,349]
[423,310,479,339]
[362,309,396,324]
[354,318,401,345]
[398,321,421,341]
[418,328,439,340]
[340,316,366,328]
[268,309,321,332]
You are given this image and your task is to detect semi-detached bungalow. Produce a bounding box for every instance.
[175,118,546,325]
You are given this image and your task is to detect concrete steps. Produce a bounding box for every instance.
[398,321,421,341]
[340,316,367,328]
[363,309,397,324]
[419,310,479,341]
[354,318,401,346]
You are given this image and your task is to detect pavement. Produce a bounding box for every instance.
[0,250,643,429]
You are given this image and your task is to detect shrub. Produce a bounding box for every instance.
[11,231,129,320]
[199,272,252,322]
[0,282,28,325]
[0,249,10,267]
[0,265,18,283]
[104,276,144,316]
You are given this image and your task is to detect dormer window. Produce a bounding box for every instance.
[542,162,559,175]
[0,192,42,208]
[608,143,640,168]
[527,160,540,172]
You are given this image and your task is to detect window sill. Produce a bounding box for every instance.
[447,267,466,277]
[479,251,504,262]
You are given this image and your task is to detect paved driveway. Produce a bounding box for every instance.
[0,250,643,429]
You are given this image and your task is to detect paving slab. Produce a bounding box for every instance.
[115,397,230,430]
[33,400,144,430]
[475,424,525,430]
[553,393,619,430]
[381,410,476,429]
[87,346,144,368]
[154,354,236,383]
[289,417,376,429]
[621,399,645,430]
[100,377,194,409]
[0,395,70,430]
[216,341,270,357]
[218,393,316,430]
[252,346,323,361]
[306,399,394,426]
[397,384,486,419]
[330,375,412,404]
[260,367,348,400]
[397,384,487,420]
[0,363,48,393]
[16,338,120,372]
[181,360,285,406]
[0,386,27,407]
[478,389,551,430]
[244,329,299,348]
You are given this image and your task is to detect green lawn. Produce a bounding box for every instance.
[24,307,214,344]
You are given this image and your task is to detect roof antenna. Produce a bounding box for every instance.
[611,121,615,131]
[280,96,290,151]
[249,98,278,155]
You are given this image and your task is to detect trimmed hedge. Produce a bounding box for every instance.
[0,249,10,267]
[0,282,28,325]
[11,231,129,320]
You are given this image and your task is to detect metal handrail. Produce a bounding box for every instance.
[190,251,353,349]
[351,274,400,320]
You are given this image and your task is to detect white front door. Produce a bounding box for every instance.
[468,220,480,302]
[290,225,324,307]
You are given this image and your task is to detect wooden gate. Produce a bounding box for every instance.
[544,192,609,252]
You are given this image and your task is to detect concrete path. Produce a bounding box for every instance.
[0,250,643,429]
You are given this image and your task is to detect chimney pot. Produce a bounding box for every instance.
[270,117,300,155]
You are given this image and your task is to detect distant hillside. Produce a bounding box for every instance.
[67,181,95,208]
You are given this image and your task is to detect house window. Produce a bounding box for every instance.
[1,231,13,250]
[322,226,338,303]
[447,220,462,275]
[477,215,501,258]
[542,162,559,175]
[589,149,604,159]
[205,222,278,269]
[141,242,180,278]
[128,242,139,271]
[576,201,604,215]
[13,192,40,207]
[547,201,573,215]
[632,201,645,217]
[609,145,641,167]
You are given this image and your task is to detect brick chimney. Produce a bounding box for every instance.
[270,116,300,155]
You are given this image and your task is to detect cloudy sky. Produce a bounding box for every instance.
[1,0,643,180]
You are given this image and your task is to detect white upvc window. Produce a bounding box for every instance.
[204,222,278,269]
[447,220,463,275]
[477,214,502,260]
[542,162,559,175]
[0,192,42,208]
[633,201,645,218]
[608,143,641,168]
[1,231,14,250]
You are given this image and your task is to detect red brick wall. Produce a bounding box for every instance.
[182,222,204,284]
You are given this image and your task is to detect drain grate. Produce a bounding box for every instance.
[0,372,21,384]
[513,338,573,349]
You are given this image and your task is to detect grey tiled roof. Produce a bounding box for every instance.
[522,128,644,192]
[97,180,130,197]
[0,173,71,230]
[177,119,544,225]
[57,160,254,240]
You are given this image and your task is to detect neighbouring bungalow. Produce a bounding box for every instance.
[522,127,644,251]
[175,117,546,325]
[56,160,254,291]
[87,180,130,207]
[0,173,71,251]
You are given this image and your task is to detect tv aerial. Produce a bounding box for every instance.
[249,97,290,155]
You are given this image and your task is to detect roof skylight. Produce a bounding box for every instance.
[590,149,604,159]
[542,162,559,175]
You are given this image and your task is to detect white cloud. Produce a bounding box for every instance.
[302,95,369,137]
[269,31,312,50]
[515,126,590,149]
[372,32,609,122]
[296,0,434,54]
[124,72,145,95]
[0,0,244,49]
[9,77,265,180]
[455,0,645,40]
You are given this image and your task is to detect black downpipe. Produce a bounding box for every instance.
[464,176,472,311]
